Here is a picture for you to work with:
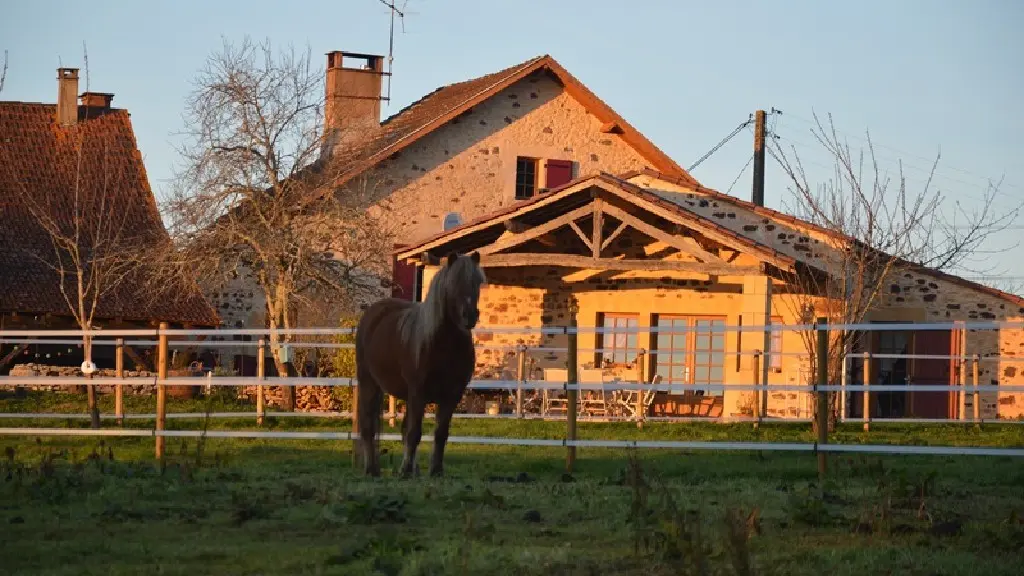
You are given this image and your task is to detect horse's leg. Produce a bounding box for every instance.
[356,372,383,477]
[429,397,456,478]
[400,395,425,479]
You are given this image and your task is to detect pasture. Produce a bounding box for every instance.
[1,391,1024,575]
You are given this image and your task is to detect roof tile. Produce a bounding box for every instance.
[0,101,220,325]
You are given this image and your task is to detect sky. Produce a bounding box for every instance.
[2,0,1023,286]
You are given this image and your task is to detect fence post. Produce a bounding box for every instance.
[958,322,967,422]
[839,353,847,423]
[753,351,762,429]
[115,338,125,426]
[862,352,871,432]
[256,338,266,426]
[155,322,168,461]
[388,395,397,428]
[815,317,828,480]
[566,299,579,474]
[636,348,647,429]
[973,354,981,427]
[516,343,526,419]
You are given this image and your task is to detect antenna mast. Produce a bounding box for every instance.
[377,0,406,104]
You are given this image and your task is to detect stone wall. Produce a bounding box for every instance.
[212,72,656,332]
[365,72,653,244]
[875,270,1024,420]
[5,363,159,395]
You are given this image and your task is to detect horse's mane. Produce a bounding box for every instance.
[398,254,485,368]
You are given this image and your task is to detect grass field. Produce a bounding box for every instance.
[2,390,1024,575]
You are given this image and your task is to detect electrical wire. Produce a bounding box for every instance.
[688,117,753,172]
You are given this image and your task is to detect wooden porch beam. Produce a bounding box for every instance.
[592,199,603,258]
[481,203,596,256]
[600,221,628,252]
[478,252,761,275]
[568,220,592,252]
[600,202,728,265]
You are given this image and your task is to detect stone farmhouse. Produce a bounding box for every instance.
[215,50,1024,421]
[0,67,220,374]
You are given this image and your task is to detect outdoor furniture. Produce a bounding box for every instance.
[542,368,570,416]
[579,368,609,417]
[614,373,660,422]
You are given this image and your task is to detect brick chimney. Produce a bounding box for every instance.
[80,92,114,110]
[56,68,80,126]
[324,51,386,151]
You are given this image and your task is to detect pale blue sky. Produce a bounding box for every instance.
[3,0,1022,283]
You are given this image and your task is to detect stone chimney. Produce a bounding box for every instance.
[80,92,114,110]
[56,68,80,126]
[324,51,386,151]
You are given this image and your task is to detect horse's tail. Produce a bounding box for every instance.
[354,314,384,470]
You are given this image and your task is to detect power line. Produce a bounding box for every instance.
[727,154,755,195]
[781,111,1019,191]
[688,117,754,172]
[769,131,1023,214]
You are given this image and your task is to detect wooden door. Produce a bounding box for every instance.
[909,329,955,419]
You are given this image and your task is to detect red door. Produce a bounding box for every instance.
[391,244,417,301]
[910,330,954,419]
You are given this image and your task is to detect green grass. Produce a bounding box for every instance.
[1,390,1024,575]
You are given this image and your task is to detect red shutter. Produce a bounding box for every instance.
[544,159,574,189]
[391,244,417,300]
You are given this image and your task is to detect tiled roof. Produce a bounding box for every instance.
[330,54,696,187]
[624,168,1024,307]
[0,101,221,325]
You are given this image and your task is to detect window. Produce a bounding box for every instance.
[653,315,727,396]
[597,313,639,365]
[768,315,783,371]
[515,157,538,199]
[544,159,574,189]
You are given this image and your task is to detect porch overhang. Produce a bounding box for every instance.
[395,173,800,281]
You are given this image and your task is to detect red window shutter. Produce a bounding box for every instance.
[391,244,417,300]
[544,159,574,189]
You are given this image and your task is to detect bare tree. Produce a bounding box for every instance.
[769,112,1022,432]
[0,49,8,94]
[162,37,394,410]
[0,47,155,427]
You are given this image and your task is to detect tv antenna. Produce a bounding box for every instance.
[377,0,408,104]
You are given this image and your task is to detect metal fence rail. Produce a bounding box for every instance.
[3,320,1024,476]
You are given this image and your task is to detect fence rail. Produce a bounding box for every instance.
[3,319,1024,476]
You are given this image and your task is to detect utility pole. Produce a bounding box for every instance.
[751,109,766,207]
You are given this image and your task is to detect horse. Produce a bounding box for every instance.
[354,250,486,478]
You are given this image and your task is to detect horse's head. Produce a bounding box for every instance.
[440,250,486,331]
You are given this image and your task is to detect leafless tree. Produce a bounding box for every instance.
[769,112,1022,432]
[0,49,8,94]
[0,47,156,427]
[162,37,394,410]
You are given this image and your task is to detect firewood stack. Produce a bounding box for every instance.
[295,386,345,412]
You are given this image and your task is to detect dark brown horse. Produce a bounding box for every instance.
[355,251,486,478]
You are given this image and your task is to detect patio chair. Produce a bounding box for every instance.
[617,373,661,423]
[579,368,609,417]
[542,367,570,416]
